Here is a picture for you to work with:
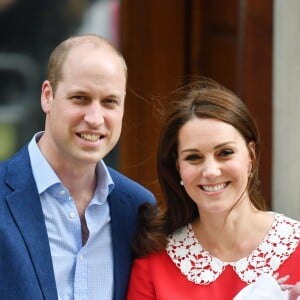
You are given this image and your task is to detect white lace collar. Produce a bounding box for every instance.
[166,213,300,285]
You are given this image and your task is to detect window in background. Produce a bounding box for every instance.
[0,0,120,164]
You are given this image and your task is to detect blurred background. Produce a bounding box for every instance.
[0,0,299,218]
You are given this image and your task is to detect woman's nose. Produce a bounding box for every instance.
[201,159,221,178]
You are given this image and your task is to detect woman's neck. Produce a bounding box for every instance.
[192,208,274,262]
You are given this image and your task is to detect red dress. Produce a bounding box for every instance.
[127,213,300,300]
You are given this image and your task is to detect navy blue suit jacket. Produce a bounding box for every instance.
[0,145,155,300]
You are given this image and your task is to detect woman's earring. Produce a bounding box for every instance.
[180,180,184,186]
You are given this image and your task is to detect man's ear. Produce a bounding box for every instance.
[41,80,53,113]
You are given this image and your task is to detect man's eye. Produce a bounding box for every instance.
[73,95,86,101]
[103,99,119,107]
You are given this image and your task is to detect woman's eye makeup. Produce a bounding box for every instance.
[184,154,201,161]
[219,149,234,156]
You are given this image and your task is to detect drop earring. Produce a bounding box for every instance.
[180,180,184,186]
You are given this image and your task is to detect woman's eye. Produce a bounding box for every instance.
[185,154,201,161]
[219,149,234,157]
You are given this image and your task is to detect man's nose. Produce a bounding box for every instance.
[84,103,104,127]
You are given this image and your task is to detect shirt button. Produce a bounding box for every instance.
[60,190,66,195]
[69,211,76,218]
[79,255,84,260]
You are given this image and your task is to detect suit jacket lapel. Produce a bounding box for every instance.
[5,147,58,300]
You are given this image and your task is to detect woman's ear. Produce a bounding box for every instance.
[247,141,256,175]
[40,80,53,113]
[248,141,256,160]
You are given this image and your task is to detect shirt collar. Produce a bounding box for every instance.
[28,132,115,196]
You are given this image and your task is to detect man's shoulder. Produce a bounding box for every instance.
[0,145,30,179]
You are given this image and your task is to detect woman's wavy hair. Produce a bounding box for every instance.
[158,77,264,235]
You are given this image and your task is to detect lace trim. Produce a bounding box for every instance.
[166,213,300,285]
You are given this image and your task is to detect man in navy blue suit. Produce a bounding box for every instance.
[0,34,155,300]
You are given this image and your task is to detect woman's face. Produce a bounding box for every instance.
[176,118,254,215]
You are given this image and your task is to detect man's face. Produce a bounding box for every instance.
[40,44,126,168]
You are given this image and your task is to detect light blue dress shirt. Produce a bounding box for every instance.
[28,132,114,300]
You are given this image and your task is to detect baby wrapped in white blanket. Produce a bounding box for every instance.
[234,274,299,300]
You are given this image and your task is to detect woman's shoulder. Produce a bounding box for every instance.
[132,250,172,273]
[135,249,170,262]
[272,211,300,231]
